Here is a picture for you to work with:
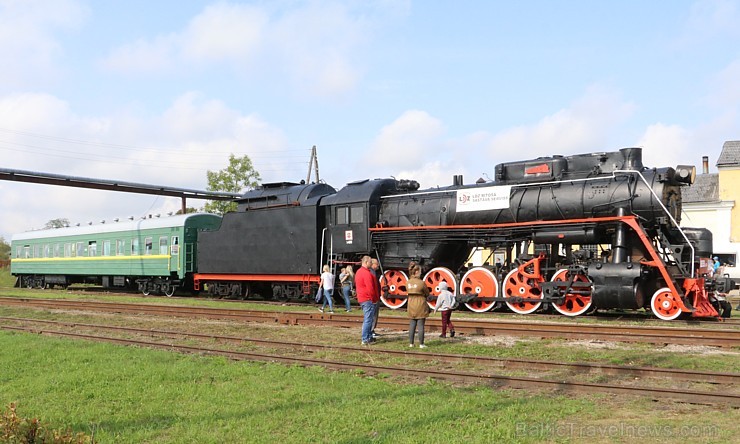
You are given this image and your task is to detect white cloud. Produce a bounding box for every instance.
[100,35,179,74]
[180,3,267,63]
[486,85,636,162]
[0,0,88,87]
[683,0,740,42]
[98,1,397,98]
[367,110,446,167]
[706,59,740,108]
[636,123,692,167]
[0,91,291,240]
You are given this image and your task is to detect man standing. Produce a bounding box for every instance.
[355,256,380,345]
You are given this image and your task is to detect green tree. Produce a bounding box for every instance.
[45,218,70,229]
[204,154,260,215]
[0,236,10,261]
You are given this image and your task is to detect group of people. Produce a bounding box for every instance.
[321,256,457,348]
[317,264,355,313]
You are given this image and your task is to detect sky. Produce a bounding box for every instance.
[1,0,739,241]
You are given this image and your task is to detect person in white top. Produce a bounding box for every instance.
[433,281,456,337]
[319,264,335,313]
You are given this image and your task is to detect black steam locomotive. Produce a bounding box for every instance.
[194,147,722,320]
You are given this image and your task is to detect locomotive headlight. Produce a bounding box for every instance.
[675,165,696,185]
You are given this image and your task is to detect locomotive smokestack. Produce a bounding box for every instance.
[619,148,644,170]
[702,156,709,174]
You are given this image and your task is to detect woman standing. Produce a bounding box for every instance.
[319,264,335,313]
[339,265,354,312]
[406,263,430,348]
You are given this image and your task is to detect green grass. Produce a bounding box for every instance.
[0,331,736,443]
[0,267,15,287]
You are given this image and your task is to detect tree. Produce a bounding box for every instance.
[45,218,70,229]
[0,236,10,261]
[204,154,261,215]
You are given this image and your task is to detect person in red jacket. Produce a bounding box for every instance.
[355,255,380,345]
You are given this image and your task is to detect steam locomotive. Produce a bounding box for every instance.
[194,147,722,320]
[11,147,727,320]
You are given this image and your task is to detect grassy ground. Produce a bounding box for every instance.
[0,331,735,444]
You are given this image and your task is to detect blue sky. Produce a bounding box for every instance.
[1,0,739,240]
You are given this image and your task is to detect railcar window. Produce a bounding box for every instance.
[159,237,168,255]
[44,244,50,258]
[145,237,153,255]
[76,242,84,257]
[54,244,60,258]
[88,241,97,257]
[35,245,42,258]
[132,238,139,255]
[350,206,364,224]
[64,243,71,258]
[22,246,29,258]
[171,236,179,255]
[336,207,348,225]
[103,241,111,256]
[116,240,125,256]
[16,247,21,258]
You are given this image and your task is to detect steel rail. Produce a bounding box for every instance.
[1,297,738,347]
[2,316,737,385]
[1,323,737,407]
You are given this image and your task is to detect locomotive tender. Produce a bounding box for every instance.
[11,147,725,320]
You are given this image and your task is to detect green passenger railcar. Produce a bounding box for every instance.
[10,214,222,296]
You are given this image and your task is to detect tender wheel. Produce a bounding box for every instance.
[423,267,456,309]
[550,268,592,317]
[503,268,543,314]
[460,267,499,313]
[650,287,682,320]
[141,283,151,296]
[380,270,408,309]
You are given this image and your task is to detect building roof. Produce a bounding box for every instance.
[717,140,740,167]
[682,173,719,203]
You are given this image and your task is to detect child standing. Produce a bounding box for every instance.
[433,281,456,337]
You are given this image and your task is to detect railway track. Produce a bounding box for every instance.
[1,317,738,406]
[0,296,738,348]
[64,288,740,326]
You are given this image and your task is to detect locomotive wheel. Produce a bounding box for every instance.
[380,270,408,309]
[460,267,499,313]
[423,267,457,310]
[503,268,543,314]
[550,268,592,317]
[650,287,682,321]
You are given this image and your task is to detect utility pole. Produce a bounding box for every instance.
[306,145,320,183]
